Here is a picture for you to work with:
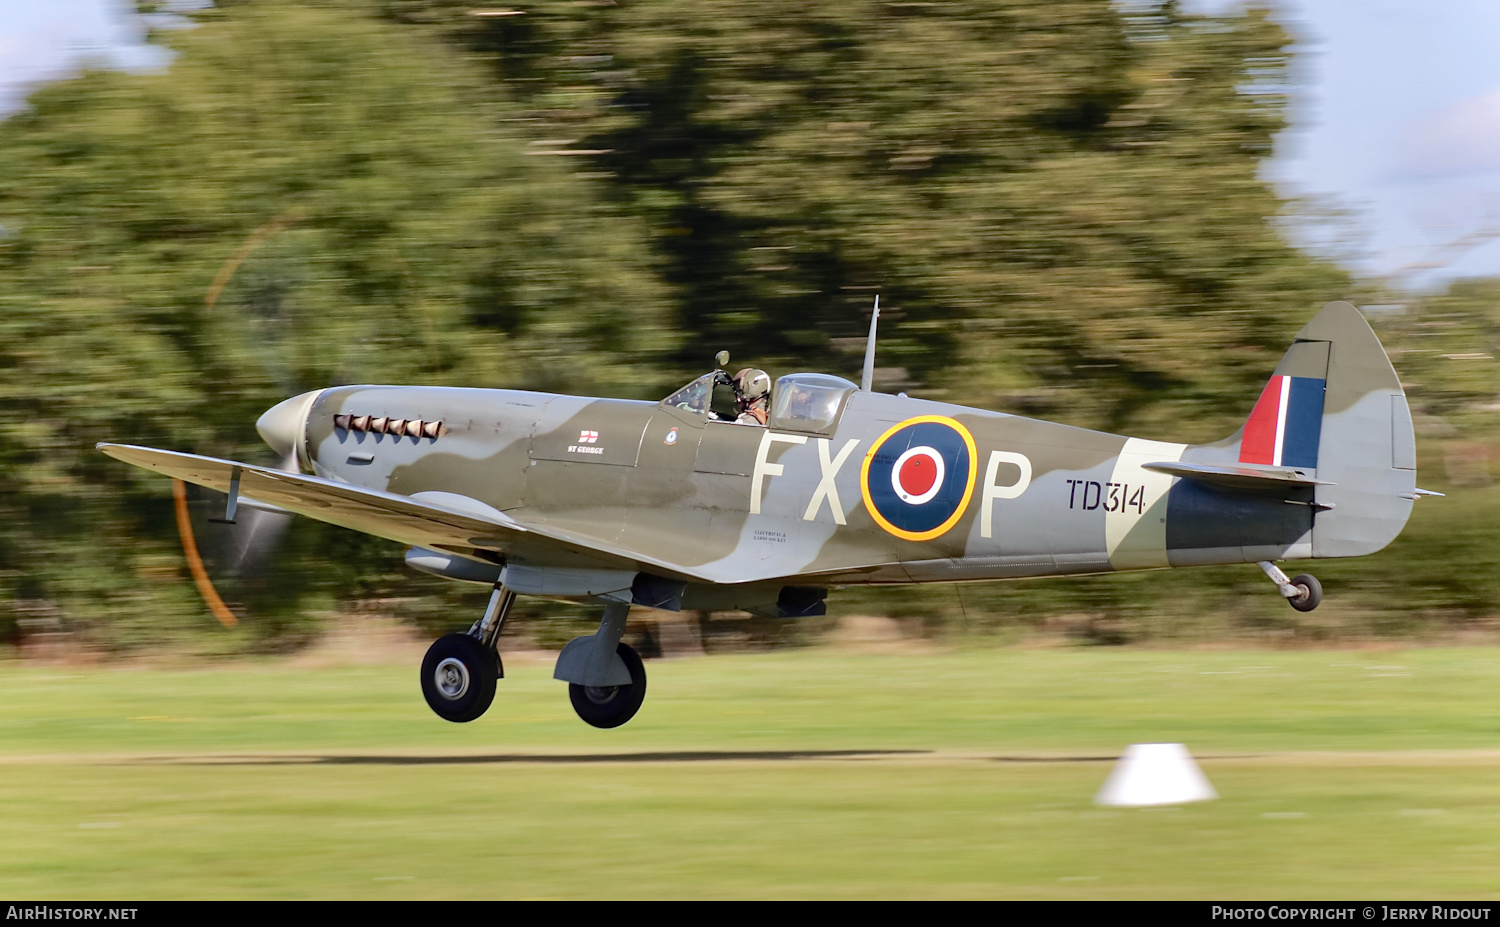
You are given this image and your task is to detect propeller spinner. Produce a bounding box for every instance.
[255,389,323,469]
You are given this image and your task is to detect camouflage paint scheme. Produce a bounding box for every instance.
[102,302,1418,619]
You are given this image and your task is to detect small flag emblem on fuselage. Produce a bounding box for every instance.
[578,430,599,444]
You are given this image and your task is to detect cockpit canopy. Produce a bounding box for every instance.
[661,371,856,432]
[770,373,855,433]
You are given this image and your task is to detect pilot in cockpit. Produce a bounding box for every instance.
[732,368,771,425]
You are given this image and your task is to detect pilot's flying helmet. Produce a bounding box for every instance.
[733,368,771,402]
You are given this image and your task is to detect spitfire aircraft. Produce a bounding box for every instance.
[100,300,1435,728]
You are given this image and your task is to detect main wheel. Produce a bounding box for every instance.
[568,641,647,729]
[1287,573,1322,612]
[420,633,498,723]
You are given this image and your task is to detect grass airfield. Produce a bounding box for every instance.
[1,642,1498,899]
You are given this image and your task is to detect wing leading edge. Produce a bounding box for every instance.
[97,444,724,584]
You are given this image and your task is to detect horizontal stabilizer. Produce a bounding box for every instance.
[1143,460,1332,491]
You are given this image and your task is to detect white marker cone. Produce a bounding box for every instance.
[1094,743,1218,807]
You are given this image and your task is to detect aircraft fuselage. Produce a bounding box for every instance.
[302,382,1317,587]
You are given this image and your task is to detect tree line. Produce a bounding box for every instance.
[0,0,1494,650]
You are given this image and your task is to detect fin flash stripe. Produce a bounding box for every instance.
[1240,375,1325,468]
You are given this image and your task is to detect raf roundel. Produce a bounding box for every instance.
[860,415,978,541]
[891,446,945,504]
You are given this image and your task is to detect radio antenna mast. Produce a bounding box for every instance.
[860,294,880,392]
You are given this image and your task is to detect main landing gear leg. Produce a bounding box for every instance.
[420,581,515,723]
[1257,560,1322,613]
[554,600,647,729]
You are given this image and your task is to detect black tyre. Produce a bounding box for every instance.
[1287,573,1322,612]
[420,633,498,723]
[568,641,647,729]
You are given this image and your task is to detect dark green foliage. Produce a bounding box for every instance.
[396,0,1348,437]
[0,1,1493,649]
[0,1,667,647]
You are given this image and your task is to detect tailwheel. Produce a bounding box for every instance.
[1286,573,1322,612]
[1258,561,1324,613]
[568,642,647,729]
[421,633,498,723]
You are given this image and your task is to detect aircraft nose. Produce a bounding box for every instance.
[256,389,323,465]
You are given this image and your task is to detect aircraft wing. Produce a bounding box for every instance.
[97,444,724,584]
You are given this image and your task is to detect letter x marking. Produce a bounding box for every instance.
[802,438,860,525]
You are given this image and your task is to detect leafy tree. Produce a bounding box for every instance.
[0,1,668,645]
[6,0,1485,650]
[390,0,1348,438]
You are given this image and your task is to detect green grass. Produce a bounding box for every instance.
[1,646,1498,899]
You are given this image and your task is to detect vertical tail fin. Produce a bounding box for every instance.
[1238,301,1416,557]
